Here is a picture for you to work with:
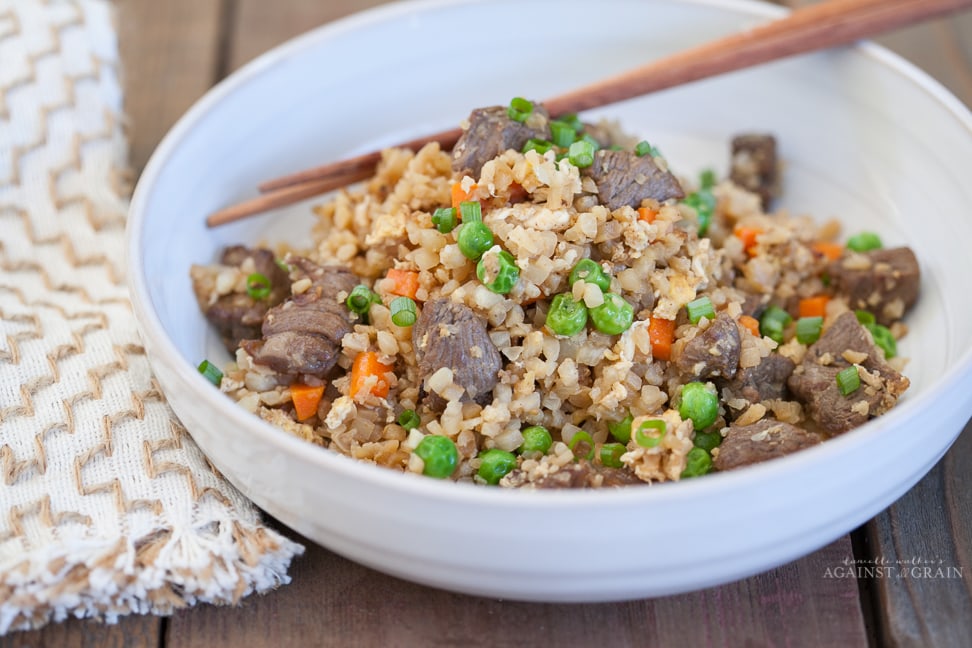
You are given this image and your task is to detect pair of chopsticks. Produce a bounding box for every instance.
[207,0,972,228]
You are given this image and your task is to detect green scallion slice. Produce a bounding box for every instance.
[635,419,667,448]
[389,296,417,327]
[795,316,824,345]
[346,284,379,315]
[846,231,883,252]
[608,413,633,443]
[866,322,898,359]
[397,409,420,431]
[600,442,626,469]
[567,430,595,461]
[686,296,715,325]
[459,200,482,224]
[431,207,457,233]
[634,140,660,157]
[549,120,577,147]
[855,310,877,326]
[558,113,583,133]
[246,272,271,300]
[759,305,793,344]
[567,139,596,168]
[699,168,717,190]
[507,97,534,122]
[836,365,861,396]
[522,138,553,155]
[197,359,223,386]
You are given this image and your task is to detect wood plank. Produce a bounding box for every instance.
[863,419,972,647]
[116,0,226,173]
[165,531,867,648]
[0,615,161,648]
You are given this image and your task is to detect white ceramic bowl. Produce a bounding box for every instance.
[128,0,972,601]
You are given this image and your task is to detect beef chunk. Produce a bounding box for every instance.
[582,149,684,210]
[451,104,551,178]
[713,419,823,471]
[787,311,909,434]
[241,259,358,377]
[718,352,795,406]
[674,312,741,380]
[531,461,643,489]
[828,247,920,324]
[195,246,290,353]
[729,133,778,209]
[412,298,502,410]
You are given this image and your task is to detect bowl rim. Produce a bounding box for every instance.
[127,0,972,509]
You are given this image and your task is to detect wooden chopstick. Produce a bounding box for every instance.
[206,0,972,227]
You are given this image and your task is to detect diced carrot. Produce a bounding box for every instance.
[733,226,763,254]
[811,241,843,261]
[738,314,761,338]
[451,182,477,211]
[386,268,420,300]
[637,207,658,223]
[648,316,676,361]
[290,383,325,422]
[349,351,393,399]
[798,295,830,319]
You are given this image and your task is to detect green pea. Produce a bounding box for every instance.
[546,293,588,336]
[608,413,633,444]
[589,293,634,335]
[679,382,719,430]
[568,258,611,292]
[457,221,494,260]
[476,249,519,294]
[477,449,518,485]
[693,430,722,452]
[414,435,458,479]
[519,426,552,455]
[846,231,882,252]
[681,447,712,479]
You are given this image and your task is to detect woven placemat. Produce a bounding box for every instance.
[0,0,303,634]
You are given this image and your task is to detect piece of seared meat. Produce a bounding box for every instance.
[713,418,823,471]
[674,312,741,380]
[194,246,290,353]
[241,258,358,378]
[718,352,795,408]
[827,247,920,325]
[787,311,909,434]
[729,133,779,209]
[504,460,643,489]
[412,298,503,411]
[451,104,551,178]
[582,149,684,210]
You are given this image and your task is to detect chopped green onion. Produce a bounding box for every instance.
[681,447,712,478]
[846,231,883,252]
[457,221,494,260]
[397,409,420,431]
[549,120,577,147]
[459,200,482,223]
[567,430,595,460]
[699,168,717,190]
[477,448,518,485]
[634,140,660,157]
[558,113,584,133]
[855,310,877,327]
[545,293,588,336]
[796,316,824,345]
[693,430,722,452]
[686,295,715,325]
[197,359,223,386]
[246,272,271,300]
[635,419,667,448]
[389,296,418,327]
[432,207,457,233]
[346,284,380,315]
[476,249,519,294]
[519,426,552,455]
[522,138,553,155]
[836,365,861,396]
[567,139,596,168]
[759,305,792,344]
[414,435,458,478]
[568,258,611,292]
[608,413,633,443]
[600,443,626,468]
[679,382,719,430]
[866,322,898,359]
[589,293,634,335]
[507,97,534,122]
[274,258,292,273]
[683,190,716,237]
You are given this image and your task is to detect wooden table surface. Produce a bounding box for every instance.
[6,1,972,646]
